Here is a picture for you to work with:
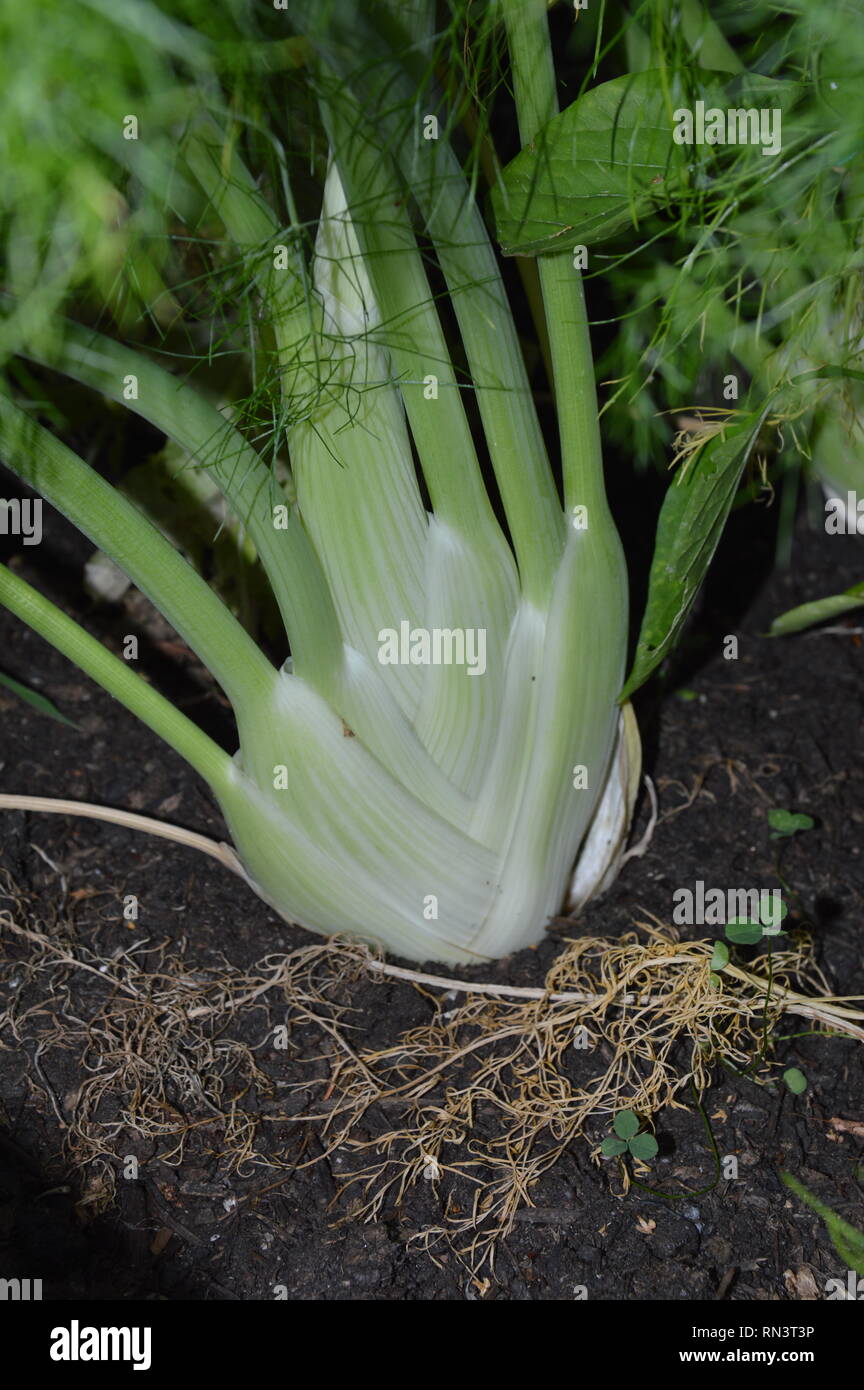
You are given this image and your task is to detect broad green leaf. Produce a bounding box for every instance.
[600,1136,628,1158]
[628,1132,659,1161]
[782,1173,864,1276]
[725,918,763,946]
[0,670,80,730]
[492,71,691,256]
[710,940,730,971]
[620,409,769,700]
[492,72,801,257]
[613,1108,640,1141]
[769,583,864,637]
[783,1067,808,1096]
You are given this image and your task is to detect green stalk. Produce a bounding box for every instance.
[321,95,509,549]
[13,314,343,700]
[408,142,565,600]
[10,322,478,823]
[306,116,520,787]
[302,4,564,602]
[181,118,310,352]
[501,0,608,517]
[183,119,439,722]
[0,394,274,714]
[0,562,233,791]
[187,55,523,790]
[461,0,630,956]
[185,123,437,718]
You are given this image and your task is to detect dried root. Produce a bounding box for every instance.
[1,871,861,1273]
[301,919,862,1270]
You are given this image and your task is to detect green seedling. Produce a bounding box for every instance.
[783,1067,808,1095]
[724,897,789,947]
[768,809,815,840]
[0,670,80,730]
[600,1109,659,1163]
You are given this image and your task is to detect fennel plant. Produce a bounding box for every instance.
[0,1,780,962]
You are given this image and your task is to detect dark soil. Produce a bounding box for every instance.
[1,474,862,1302]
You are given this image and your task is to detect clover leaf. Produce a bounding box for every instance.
[710,940,730,971]
[725,917,763,946]
[600,1109,658,1163]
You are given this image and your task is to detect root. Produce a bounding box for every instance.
[302,918,863,1271]
[1,870,861,1276]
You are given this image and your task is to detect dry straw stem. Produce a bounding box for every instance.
[0,795,245,876]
